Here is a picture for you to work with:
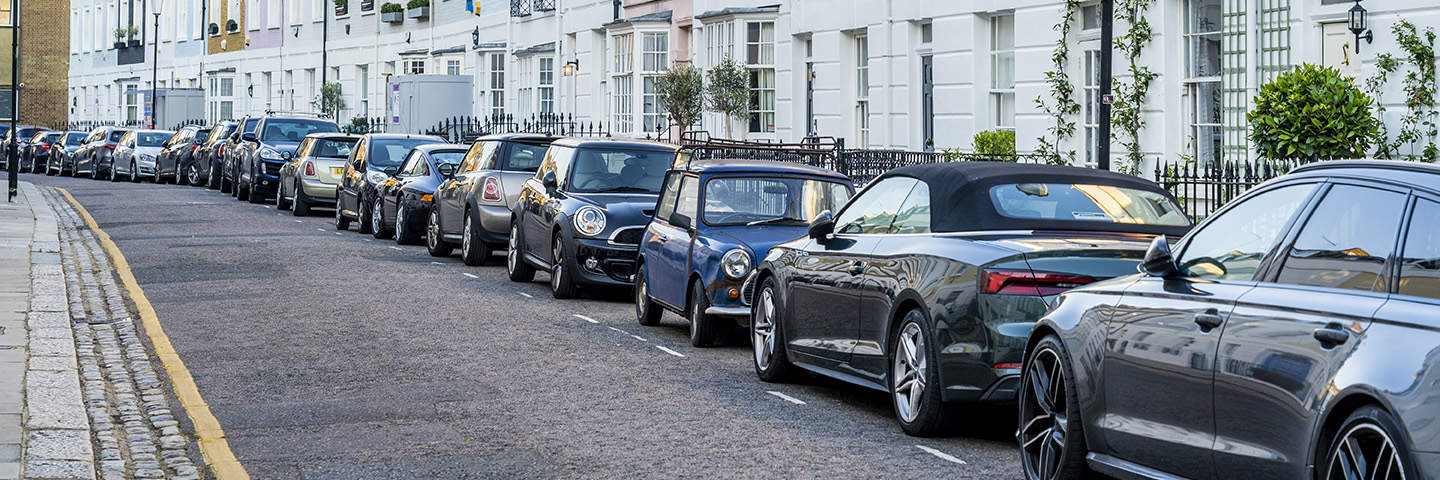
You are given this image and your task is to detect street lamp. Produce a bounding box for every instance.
[151,11,160,129]
[1348,0,1373,53]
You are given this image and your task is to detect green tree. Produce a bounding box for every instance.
[654,63,704,141]
[1248,63,1380,160]
[705,56,749,138]
[313,82,347,120]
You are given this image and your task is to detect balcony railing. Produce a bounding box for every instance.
[535,0,555,12]
[510,0,531,16]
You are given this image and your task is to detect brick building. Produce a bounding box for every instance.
[1,0,70,128]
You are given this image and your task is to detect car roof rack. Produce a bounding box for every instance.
[676,130,841,170]
[264,110,330,118]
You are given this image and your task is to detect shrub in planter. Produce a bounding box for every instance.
[226,19,239,32]
[1248,63,1379,160]
[381,2,403,13]
[972,129,1017,157]
[406,0,428,8]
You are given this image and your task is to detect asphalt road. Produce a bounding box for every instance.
[27,172,1023,479]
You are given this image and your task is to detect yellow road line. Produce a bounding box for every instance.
[57,188,250,480]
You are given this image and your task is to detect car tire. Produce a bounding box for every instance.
[506,222,535,282]
[209,165,221,190]
[357,195,375,235]
[752,276,798,383]
[1017,334,1090,479]
[634,265,663,326]
[275,182,292,210]
[219,171,231,193]
[334,200,351,230]
[292,182,312,216]
[688,281,719,347]
[1320,406,1416,480]
[425,208,454,257]
[460,210,490,266]
[371,197,392,239]
[395,204,421,245]
[549,235,578,299]
[890,309,952,437]
[247,180,265,203]
[109,163,119,182]
[131,162,141,182]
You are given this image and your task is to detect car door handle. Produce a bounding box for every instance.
[848,261,865,276]
[657,233,669,242]
[1193,312,1225,331]
[1314,325,1351,347]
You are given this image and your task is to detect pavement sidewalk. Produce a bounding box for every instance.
[0,181,37,479]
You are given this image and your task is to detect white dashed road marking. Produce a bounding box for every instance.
[518,292,534,298]
[462,273,479,279]
[295,220,303,223]
[915,445,967,465]
[389,246,403,251]
[630,335,647,342]
[606,326,626,333]
[335,232,343,235]
[766,391,806,405]
[430,261,444,265]
[316,228,326,232]
[572,314,598,324]
[655,346,686,358]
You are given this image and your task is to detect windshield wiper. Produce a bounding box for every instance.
[746,217,804,227]
[591,186,653,193]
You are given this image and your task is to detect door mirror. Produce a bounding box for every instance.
[808,210,835,242]
[541,170,558,191]
[382,165,400,177]
[1141,236,1181,277]
[241,132,258,142]
[436,162,457,178]
[671,213,693,230]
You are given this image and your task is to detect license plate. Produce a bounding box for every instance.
[331,167,344,176]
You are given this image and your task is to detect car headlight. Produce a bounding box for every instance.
[139,154,155,161]
[573,206,606,237]
[259,147,283,160]
[366,171,390,184]
[721,249,752,279]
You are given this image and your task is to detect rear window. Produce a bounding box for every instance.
[241,118,259,134]
[431,151,466,165]
[260,119,339,142]
[567,147,673,194]
[108,130,128,142]
[17,128,43,139]
[369,137,441,168]
[207,125,235,143]
[308,138,357,158]
[989,183,1190,227]
[136,132,171,147]
[65,133,86,145]
[503,143,550,172]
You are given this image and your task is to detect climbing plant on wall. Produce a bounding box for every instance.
[1365,20,1438,162]
[1035,0,1082,165]
[1110,0,1157,174]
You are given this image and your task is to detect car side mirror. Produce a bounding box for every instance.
[808,210,835,242]
[437,162,457,178]
[382,166,400,177]
[542,171,558,191]
[671,213,693,231]
[241,132,257,142]
[1141,236,1181,277]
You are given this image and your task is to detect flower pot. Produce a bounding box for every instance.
[113,41,127,49]
[381,11,404,23]
[127,39,142,48]
[406,6,429,19]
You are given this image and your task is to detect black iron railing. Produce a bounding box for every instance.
[342,117,388,135]
[423,113,615,144]
[510,0,531,16]
[1154,158,1302,219]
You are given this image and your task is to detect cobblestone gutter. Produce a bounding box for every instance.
[19,185,205,480]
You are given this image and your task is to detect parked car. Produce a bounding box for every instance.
[428,133,558,264]
[156,125,211,185]
[1019,160,1440,480]
[235,115,341,203]
[507,138,680,298]
[111,129,175,182]
[369,144,467,243]
[276,133,359,216]
[198,121,238,189]
[750,162,1191,435]
[335,133,445,233]
[634,159,854,346]
[2,125,49,171]
[220,116,260,195]
[47,131,88,176]
[22,131,63,174]
[73,126,130,179]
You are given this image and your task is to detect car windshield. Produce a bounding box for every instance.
[369,138,440,168]
[703,177,852,226]
[241,118,259,134]
[989,183,1190,226]
[107,130,128,142]
[431,151,465,165]
[17,128,42,139]
[260,119,339,143]
[136,132,171,147]
[64,133,85,145]
[567,148,673,194]
[308,138,356,158]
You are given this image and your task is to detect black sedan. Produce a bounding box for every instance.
[1020,160,1440,480]
[371,144,466,243]
[751,162,1192,436]
[22,131,62,174]
[47,131,88,176]
[334,133,444,234]
[156,125,211,185]
[199,121,238,189]
[507,138,678,298]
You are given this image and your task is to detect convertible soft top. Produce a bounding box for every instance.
[875,162,1192,236]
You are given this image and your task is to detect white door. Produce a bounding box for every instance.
[1322,22,1362,79]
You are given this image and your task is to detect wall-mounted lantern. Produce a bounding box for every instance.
[563,60,579,76]
[1348,0,1373,53]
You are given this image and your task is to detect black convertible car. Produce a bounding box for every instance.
[751,162,1191,435]
[507,138,679,298]
[372,144,466,244]
[1020,160,1440,480]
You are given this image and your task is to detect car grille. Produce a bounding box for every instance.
[740,273,757,306]
[262,162,283,175]
[609,227,643,246]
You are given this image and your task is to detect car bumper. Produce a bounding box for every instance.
[300,178,338,199]
[571,238,639,287]
[476,204,512,245]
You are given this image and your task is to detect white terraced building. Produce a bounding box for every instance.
[67,0,1440,171]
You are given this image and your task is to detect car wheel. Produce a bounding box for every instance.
[246,178,265,203]
[109,163,119,182]
[506,222,535,282]
[218,170,231,193]
[334,200,351,230]
[1018,334,1089,479]
[395,204,420,245]
[1322,406,1416,480]
[275,182,291,210]
[752,277,797,382]
[425,208,454,257]
[209,165,221,189]
[291,181,311,216]
[371,197,392,239]
[549,235,578,299]
[357,195,375,234]
[891,309,952,437]
[460,210,491,266]
[634,265,663,326]
[688,281,720,347]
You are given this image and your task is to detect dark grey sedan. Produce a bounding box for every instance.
[1021,160,1440,480]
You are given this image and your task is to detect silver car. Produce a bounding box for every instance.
[427,134,558,264]
[111,130,175,182]
[276,133,360,216]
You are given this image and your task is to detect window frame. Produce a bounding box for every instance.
[1174,180,1325,282]
[1261,181,1410,294]
[1183,0,1223,167]
[1394,194,1440,303]
[833,176,922,236]
[989,13,1016,131]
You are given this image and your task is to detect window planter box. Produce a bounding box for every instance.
[361,0,375,11]
[406,6,429,19]
[335,4,348,16]
[380,11,404,23]
[127,39,141,48]
[226,20,239,33]
[113,41,127,49]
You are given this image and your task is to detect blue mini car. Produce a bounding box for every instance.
[634,159,854,346]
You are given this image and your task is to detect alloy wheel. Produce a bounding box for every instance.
[463,215,472,254]
[551,239,565,291]
[1019,346,1069,480]
[396,205,407,241]
[752,288,778,370]
[428,210,441,250]
[892,322,927,424]
[507,225,520,276]
[371,198,384,234]
[1326,423,1406,480]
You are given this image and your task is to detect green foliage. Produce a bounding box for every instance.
[1248,64,1379,160]
[381,3,403,14]
[312,82,347,120]
[1112,0,1158,175]
[406,0,429,9]
[973,130,1017,157]
[334,0,348,7]
[705,56,749,138]
[654,64,705,140]
[1365,21,1438,162]
[1035,0,1081,165]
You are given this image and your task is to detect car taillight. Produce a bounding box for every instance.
[102,144,116,150]
[190,145,198,152]
[980,269,1096,297]
[481,177,502,202]
[40,144,50,152]
[216,148,223,159]
[304,162,315,176]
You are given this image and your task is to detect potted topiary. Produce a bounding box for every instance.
[126,26,141,47]
[113,28,128,49]
[226,19,239,33]
[208,22,220,35]
[334,0,348,16]
[380,2,404,23]
[1248,63,1380,160]
[406,0,429,19]
[972,129,1017,160]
